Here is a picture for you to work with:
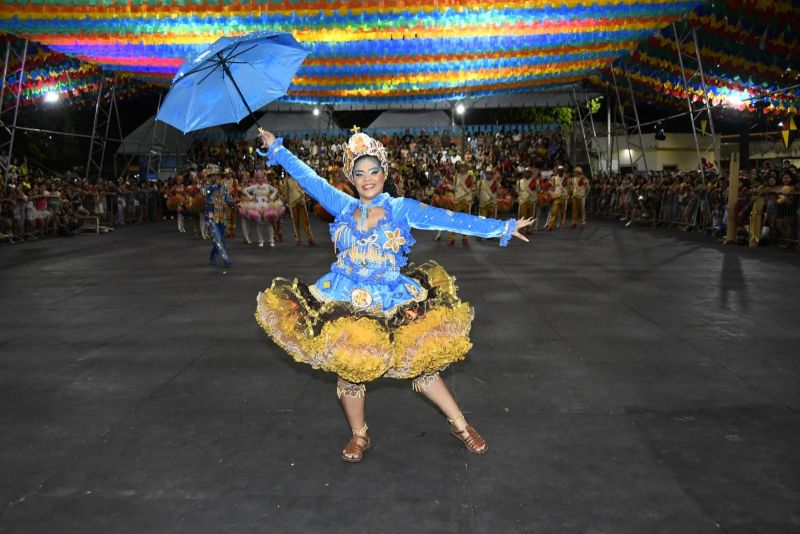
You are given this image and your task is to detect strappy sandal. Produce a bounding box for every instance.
[448,414,488,455]
[342,423,371,463]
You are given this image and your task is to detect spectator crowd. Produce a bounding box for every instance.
[2,128,797,250]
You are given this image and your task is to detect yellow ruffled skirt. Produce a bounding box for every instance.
[255,260,474,384]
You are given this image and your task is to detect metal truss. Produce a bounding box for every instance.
[610,68,649,173]
[85,73,123,181]
[0,37,28,188]
[144,93,167,181]
[571,87,606,177]
[672,21,719,182]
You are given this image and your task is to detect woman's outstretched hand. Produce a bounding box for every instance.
[512,217,535,243]
[257,128,276,150]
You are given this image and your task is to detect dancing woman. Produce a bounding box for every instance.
[254,129,532,462]
[241,170,285,247]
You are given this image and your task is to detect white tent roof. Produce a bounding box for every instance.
[367,111,451,131]
[117,117,227,155]
[245,111,342,139]
[117,116,193,155]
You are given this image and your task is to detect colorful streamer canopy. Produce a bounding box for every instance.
[0,0,702,107]
[592,0,800,115]
[0,37,151,110]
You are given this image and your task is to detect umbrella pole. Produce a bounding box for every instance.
[219,55,260,128]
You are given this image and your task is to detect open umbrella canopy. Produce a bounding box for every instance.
[155,31,308,134]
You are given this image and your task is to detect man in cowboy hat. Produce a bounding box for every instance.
[202,163,235,267]
[570,166,589,228]
[221,166,240,238]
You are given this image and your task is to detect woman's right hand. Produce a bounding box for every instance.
[257,128,276,150]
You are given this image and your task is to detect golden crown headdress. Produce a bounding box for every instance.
[342,133,389,183]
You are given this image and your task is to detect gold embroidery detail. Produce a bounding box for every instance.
[350,288,373,308]
[383,228,406,253]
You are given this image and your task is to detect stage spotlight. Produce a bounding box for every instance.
[44,91,60,104]
[654,122,666,141]
[455,103,466,115]
[722,89,749,108]
[312,107,320,116]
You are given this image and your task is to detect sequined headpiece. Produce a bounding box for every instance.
[342,133,389,183]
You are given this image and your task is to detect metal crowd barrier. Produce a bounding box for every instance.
[586,188,798,248]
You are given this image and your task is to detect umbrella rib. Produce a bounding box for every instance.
[223,43,259,63]
[197,61,224,85]
[181,60,222,80]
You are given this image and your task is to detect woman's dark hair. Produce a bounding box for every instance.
[383,174,400,197]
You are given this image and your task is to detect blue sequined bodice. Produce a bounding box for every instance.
[328,194,415,283]
[262,139,516,315]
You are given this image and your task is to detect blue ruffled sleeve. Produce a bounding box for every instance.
[395,197,516,247]
[257,138,353,216]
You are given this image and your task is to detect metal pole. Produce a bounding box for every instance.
[145,93,163,181]
[584,88,602,176]
[460,111,466,156]
[572,87,592,174]
[607,93,612,174]
[98,81,117,180]
[673,22,706,183]
[0,41,11,127]
[85,75,105,181]
[625,71,649,173]
[2,39,27,188]
[691,27,720,168]
[610,69,633,170]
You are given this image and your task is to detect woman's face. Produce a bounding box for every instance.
[352,156,386,202]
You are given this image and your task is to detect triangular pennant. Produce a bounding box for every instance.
[700,119,708,135]
[781,115,796,149]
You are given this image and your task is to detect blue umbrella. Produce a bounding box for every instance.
[156,31,308,134]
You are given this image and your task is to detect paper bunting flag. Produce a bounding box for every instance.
[781,116,797,149]
[0,0,703,106]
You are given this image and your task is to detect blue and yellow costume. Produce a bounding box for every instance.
[255,136,516,385]
[203,171,234,266]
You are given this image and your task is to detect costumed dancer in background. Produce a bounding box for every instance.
[431,173,455,243]
[475,169,499,241]
[242,169,286,247]
[535,170,552,231]
[448,166,476,246]
[516,167,536,236]
[239,172,258,245]
[184,172,206,237]
[166,174,187,233]
[202,164,235,267]
[280,170,316,246]
[221,167,240,238]
[254,128,533,463]
[570,166,589,228]
[546,165,569,231]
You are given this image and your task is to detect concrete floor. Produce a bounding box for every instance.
[1,218,798,533]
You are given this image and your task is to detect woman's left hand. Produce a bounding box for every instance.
[512,217,535,242]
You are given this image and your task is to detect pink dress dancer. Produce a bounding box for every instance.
[241,177,285,247]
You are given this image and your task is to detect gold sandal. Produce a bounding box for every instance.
[448,414,488,455]
[342,423,371,463]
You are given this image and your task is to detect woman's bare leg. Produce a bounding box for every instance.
[337,379,368,460]
[412,373,487,453]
